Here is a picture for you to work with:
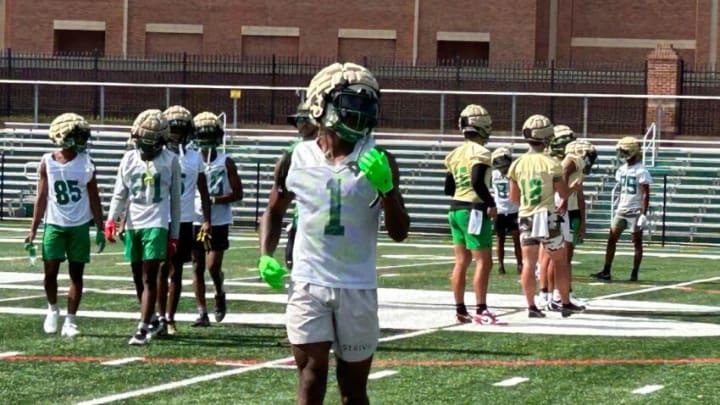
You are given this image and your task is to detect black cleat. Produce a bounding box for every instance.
[214,293,227,323]
[498,266,506,275]
[591,271,612,281]
[192,313,210,327]
[528,306,546,318]
[561,302,586,318]
[547,299,562,312]
[629,270,639,282]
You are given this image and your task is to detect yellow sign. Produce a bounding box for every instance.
[230,89,242,99]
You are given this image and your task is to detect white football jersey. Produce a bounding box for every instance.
[563,154,586,211]
[194,152,233,226]
[286,139,381,289]
[615,162,652,211]
[42,152,94,227]
[177,148,205,223]
[491,169,518,215]
[108,149,181,234]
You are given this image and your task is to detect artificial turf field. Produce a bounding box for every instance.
[1,223,719,404]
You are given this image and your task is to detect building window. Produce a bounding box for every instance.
[53,20,106,55]
[436,32,490,65]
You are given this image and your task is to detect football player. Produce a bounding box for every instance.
[258,62,409,404]
[190,112,243,327]
[105,109,182,345]
[26,113,105,338]
[490,147,522,275]
[283,102,319,269]
[593,136,652,282]
[508,115,585,318]
[444,104,499,325]
[538,125,575,308]
[155,105,212,336]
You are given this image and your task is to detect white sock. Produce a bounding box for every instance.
[65,314,75,325]
[48,303,58,312]
[138,322,149,332]
[552,289,561,301]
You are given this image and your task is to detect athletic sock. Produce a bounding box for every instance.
[476,304,488,315]
[602,264,611,274]
[48,303,58,312]
[65,314,75,325]
[455,303,468,315]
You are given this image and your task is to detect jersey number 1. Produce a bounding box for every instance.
[324,178,345,236]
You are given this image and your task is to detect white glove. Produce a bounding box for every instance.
[637,214,647,229]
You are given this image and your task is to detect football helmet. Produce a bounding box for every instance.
[192,111,224,150]
[458,104,492,139]
[566,140,598,174]
[616,136,641,161]
[549,125,576,159]
[163,105,193,153]
[522,114,554,145]
[131,109,168,161]
[491,147,513,170]
[48,112,91,152]
[306,62,380,144]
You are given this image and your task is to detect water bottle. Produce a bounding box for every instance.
[24,242,37,266]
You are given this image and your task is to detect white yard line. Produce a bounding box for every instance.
[0,294,50,303]
[75,356,295,405]
[591,276,720,301]
[101,357,144,366]
[0,351,21,358]
[632,385,664,394]
[368,370,398,380]
[493,377,529,387]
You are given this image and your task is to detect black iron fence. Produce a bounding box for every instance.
[0,50,647,134]
[680,62,720,136]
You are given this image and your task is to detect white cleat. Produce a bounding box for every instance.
[43,310,59,334]
[570,293,588,307]
[61,322,80,338]
[535,293,549,309]
[128,330,151,346]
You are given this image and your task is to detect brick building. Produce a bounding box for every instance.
[0,0,716,67]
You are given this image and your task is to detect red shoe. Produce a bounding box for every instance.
[473,309,507,326]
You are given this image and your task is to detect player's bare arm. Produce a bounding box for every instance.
[259,153,294,256]
[212,158,242,204]
[509,179,521,206]
[27,161,48,243]
[640,183,650,215]
[553,176,569,215]
[196,172,212,232]
[380,149,409,242]
[87,171,104,230]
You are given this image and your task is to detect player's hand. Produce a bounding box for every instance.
[167,238,179,258]
[196,225,212,251]
[358,148,394,194]
[487,206,497,220]
[258,255,288,290]
[95,229,106,253]
[25,230,36,245]
[104,220,117,243]
[637,214,648,229]
[556,198,568,217]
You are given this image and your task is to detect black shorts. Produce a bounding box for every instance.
[494,212,519,235]
[174,222,195,263]
[194,224,230,252]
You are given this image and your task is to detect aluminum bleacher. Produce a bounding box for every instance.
[1,126,719,244]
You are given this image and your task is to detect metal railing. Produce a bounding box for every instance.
[3,79,720,136]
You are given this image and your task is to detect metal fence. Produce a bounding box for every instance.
[0,51,648,134]
[680,62,720,136]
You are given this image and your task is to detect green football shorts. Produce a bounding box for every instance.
[42,222,91,263]
[448,209,493,250]
[124,227,168,262]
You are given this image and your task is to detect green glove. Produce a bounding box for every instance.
[95,229,106,253]
[258,255,288,290]
[358,148,394,194]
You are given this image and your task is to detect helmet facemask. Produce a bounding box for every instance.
[583,150,598,174]
[322,85,379,144]
[549,134,575,159]
[166,120,193,154]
